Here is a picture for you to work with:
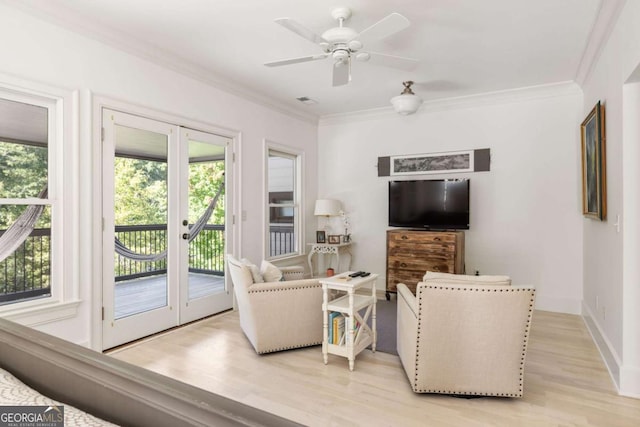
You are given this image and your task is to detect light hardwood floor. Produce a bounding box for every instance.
[108,309,640,426]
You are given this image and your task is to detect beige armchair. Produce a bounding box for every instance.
[397,272,536,397]
[226,255,323,354]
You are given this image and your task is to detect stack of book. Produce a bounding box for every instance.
[327,312,360,345]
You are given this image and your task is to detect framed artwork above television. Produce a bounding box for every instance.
[390,150,474,175]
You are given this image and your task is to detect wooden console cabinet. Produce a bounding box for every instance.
[386,229,465,299]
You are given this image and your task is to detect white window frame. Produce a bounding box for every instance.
[0,76,80,325]
[264,140,304,260]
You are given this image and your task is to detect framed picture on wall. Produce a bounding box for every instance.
[316,231,326,244]
[580,101,607,220]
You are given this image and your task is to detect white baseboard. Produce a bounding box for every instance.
[620,365,640,398]
[582,302,622,391]
[535,295,582,315]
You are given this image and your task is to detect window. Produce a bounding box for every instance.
[0,91,56,308]
[266,145,302,259]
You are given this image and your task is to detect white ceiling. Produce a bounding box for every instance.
[7,0,605,118]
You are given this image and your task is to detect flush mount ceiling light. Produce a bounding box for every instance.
[390,81,423,115]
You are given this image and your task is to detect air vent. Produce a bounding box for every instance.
[296,97,318,105]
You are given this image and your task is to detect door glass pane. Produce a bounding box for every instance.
[187,139,225,300]
[113,125,168,319]
[268,151,296,257]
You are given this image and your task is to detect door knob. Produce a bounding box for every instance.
[182,233,190,240]
[182,220,189,226]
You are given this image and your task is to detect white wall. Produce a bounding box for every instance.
[0,5,318,346]
[580,0,640,397]
[318,84,584,314]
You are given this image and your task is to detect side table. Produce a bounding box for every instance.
[320,272,378,371]
[307,242,352,277]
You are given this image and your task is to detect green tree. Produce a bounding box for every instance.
[188,161,225,225]
[0,140,48,226]
[114,157,168,225]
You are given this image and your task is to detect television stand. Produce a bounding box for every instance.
[385,229,465,299]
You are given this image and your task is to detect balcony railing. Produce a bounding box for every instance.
[269,224,296,257]
[1,223,296,303]
[0,228,51,304]
[115,224,226,282]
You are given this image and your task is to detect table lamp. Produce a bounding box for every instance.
[314,199,342,235]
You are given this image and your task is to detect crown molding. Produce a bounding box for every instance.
[319,81,582,126]
[2,0,319,125]
[575,0,627,86]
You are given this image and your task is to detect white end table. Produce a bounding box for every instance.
[307,242,352,277]
[320,272,378,371]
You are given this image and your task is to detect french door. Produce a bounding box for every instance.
[102,109,233,349]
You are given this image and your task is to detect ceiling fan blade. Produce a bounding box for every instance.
[364,51,418,71]
[332,60,350,86]
[353,13,410,44]
[264,54,328,67]
[275,18,328,45]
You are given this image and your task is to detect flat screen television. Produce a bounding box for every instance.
[388,179,470,230]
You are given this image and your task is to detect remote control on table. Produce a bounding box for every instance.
[360,272,371,277]
[349,271,364,277]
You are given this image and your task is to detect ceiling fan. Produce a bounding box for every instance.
[265,7,418,86]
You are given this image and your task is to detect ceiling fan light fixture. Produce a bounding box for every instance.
[266,8,416,87]
[390,81,422,115]
[348,40,363,51]
[332,49,349,61]
[355,52,370,62]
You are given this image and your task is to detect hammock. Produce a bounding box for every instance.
[0,187,48,263]
[114,182,224,262]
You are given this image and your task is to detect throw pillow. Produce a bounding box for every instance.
[241,258,264,283]
[260,260,283,282]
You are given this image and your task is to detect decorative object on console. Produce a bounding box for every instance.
[580,100,606,221]
[339,209,351,243]
[316,230,326,243]
[377,149,490,176]
[390,81,422,115]
[328,235,341,244]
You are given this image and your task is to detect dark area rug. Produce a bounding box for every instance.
[365,298,397,355]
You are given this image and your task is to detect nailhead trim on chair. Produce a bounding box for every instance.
[412,285,536,397]
[257,341,323,354]
[247,284,322,294]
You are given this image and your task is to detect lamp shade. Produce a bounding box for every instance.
[390,81,423,115]
[390,93,423,115]
[314,199,341,216]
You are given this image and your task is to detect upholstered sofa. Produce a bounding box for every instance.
[226,255,323,354]
[396,271,536,397]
